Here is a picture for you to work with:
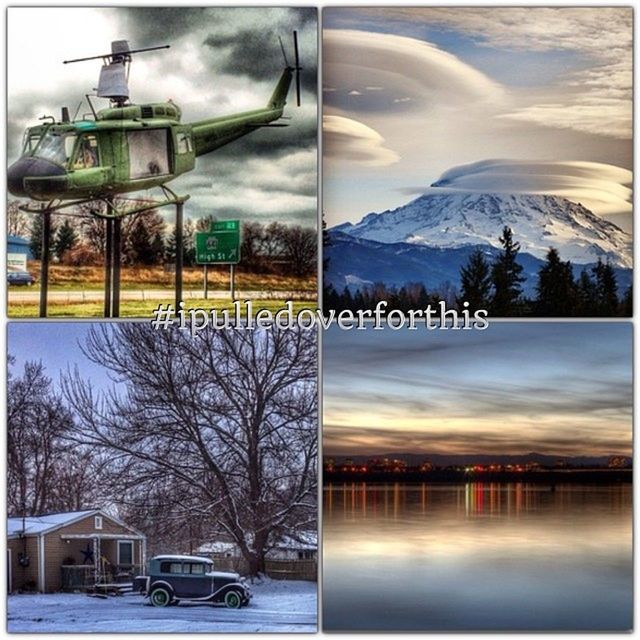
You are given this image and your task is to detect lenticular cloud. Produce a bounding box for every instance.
[430,159,632,219]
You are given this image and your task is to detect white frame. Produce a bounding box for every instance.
[117,539,134,566]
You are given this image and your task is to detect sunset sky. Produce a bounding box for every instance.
[323,323,632,457]
[323,8,632,232]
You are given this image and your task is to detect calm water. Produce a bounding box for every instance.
[323,483,632,631]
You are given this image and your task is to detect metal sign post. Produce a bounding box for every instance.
[230,264,235,300]
[204,264,209,299]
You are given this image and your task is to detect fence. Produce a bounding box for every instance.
[213,557,317,581]
[61,564,143,590]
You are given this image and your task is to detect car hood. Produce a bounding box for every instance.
[208,571,240,581]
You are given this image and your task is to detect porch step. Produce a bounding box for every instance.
[92,582,134,596]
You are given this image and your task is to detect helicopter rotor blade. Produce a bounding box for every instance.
[293,30,301,107]
[278,36,290,68]
[63,44,169,65]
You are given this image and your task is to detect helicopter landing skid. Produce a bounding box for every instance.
[18,186,189,218]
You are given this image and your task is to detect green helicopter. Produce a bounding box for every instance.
[8,35,302,216]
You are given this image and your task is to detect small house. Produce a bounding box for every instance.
[7,509,146,593]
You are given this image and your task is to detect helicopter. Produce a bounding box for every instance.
[7,35,302,216]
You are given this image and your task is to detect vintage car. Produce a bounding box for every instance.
[133,555,251,608]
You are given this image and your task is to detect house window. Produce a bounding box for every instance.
[297,550,314,560]
[117,540,134,566]
[94,516,103,530]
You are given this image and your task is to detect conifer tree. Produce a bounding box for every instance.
[535,247,577,316]
[54,219,78,262]
[592,259,619,316]
[458,248,492,311]
[490,226,525,316]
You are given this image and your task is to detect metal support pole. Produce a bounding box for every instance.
[175,201,184,310]
[112,217,122,318]
[39,209,51,318]
[230,264,235,300]
[204,264,209,299]
[104,217,113,318]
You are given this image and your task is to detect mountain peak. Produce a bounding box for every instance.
[337,191,632,268]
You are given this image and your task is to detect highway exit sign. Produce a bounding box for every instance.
[195,220,241,264]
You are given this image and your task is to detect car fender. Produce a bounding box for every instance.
[149,579,175,597]
[213,582,250,601]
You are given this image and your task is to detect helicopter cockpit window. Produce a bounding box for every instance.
[22,131,43,155]
[33,131,77,167]
[73,135,100,169]
[176,132,192,155]
[127,129,170,179]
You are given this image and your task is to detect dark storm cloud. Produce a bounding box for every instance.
[203,27,317,97]
[122,7,215,44]
[123,6,317,92]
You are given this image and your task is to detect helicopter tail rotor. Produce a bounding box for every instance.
[277,31,302,107]
[293,30,302,107]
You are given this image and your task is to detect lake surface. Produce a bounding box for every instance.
[323,483,632,631]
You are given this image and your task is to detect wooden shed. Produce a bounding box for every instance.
[7,509,146,593]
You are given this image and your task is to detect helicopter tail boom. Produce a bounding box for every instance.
[267,67,294,110]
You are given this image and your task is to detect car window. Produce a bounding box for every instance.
[188,563,205,574]
[159,561,183,574]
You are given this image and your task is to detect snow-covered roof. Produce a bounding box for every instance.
[197,542,237,554]
[152,555,211,563]
[275,532,317,551]
[8,510,98,537]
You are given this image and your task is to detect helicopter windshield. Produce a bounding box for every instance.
[33,131,77,167]
[22,131,43,155]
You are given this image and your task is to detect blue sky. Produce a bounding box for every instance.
[323,323,633,457]
[9,322,119,392]
[323,8,632,231]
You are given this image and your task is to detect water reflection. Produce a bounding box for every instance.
[323,483,632,631]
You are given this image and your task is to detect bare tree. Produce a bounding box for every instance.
[63,325,318,575]
[283,226,317,277]
[8,359,100,516]
[8,200,30,238]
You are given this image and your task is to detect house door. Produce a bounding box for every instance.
[117,540,134,567]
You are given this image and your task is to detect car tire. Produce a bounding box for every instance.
[224,590,243,609]
[150,587,172,607]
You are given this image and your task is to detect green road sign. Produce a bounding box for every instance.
[195,220,241,264]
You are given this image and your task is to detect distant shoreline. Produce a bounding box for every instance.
[323,469,632,485]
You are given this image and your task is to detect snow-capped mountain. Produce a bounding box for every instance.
[334,192,632,268]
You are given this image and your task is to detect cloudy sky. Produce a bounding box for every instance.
[324,323,632,457]
[323,8,632,232]
[8,7,317,227]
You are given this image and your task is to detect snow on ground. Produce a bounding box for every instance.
[8,580,317,633]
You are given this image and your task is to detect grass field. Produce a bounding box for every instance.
[9,298,317,319]
[19,262,316,291]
